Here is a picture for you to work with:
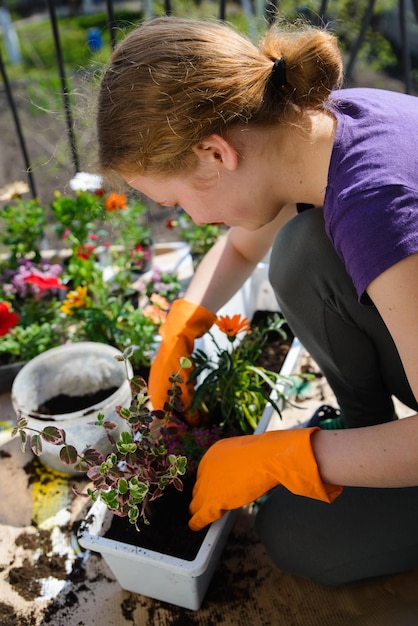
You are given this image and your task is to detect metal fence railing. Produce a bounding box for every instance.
[0,0,417,203]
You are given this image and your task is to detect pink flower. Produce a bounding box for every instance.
[24,274,67,292]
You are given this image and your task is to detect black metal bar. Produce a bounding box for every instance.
[318,0,328,24]
[164,0,172,16]
[45,0,80,174]
[219,0,226,21]
[345,0,376,83]
[265,0,278,24]
[399,0,412,93]
[105,0,117,50]
[0,47,37,198]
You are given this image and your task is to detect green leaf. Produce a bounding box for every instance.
[128,506,139,525]
[41,426,65,444]
[118,478,129,495]
[60,444,78,465]
[100,489,119,510]
[18,429,27,452]
[129,479,148,499]
[30,434,42,456]
[179,356,192,369]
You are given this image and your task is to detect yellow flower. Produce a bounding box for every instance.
[215,314,251,338]
[60,286,88,315]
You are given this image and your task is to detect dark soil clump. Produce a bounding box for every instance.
[251,310,293,373]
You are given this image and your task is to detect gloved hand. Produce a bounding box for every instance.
[148,298,217,419]
[189,427,343,530]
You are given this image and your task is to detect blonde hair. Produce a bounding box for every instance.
[97,16,343,178]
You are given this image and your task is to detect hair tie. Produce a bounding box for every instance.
[271,56,287,89]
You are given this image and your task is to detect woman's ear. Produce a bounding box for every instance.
[192,134,238,171]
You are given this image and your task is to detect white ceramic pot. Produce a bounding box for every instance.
[11,342,133,475]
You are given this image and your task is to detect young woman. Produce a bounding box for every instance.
[96,16,418,586]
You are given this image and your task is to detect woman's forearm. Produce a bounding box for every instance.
[184,204,297,313]
[312,414,418,488]
[184,232,259,312]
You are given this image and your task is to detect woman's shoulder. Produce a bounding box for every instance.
[329,87,418,121]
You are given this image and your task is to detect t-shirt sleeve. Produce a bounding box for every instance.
[327,184,418,304]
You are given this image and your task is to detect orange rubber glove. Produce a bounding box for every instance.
[148,298,217,417]
[189,427,343,530]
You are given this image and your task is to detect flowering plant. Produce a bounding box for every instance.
[0,258,68,364]
[189,313,292,434]
[0,176,167,372]
[136,267,182,302]
[13,312,299,529]
[0,181,46,265]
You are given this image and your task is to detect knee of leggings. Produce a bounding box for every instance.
[254,488,349,587]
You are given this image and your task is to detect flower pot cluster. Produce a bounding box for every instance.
[0,176,195,388]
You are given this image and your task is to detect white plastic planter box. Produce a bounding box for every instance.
[77,263,303,610]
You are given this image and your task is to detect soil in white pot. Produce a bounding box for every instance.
[36,387,118,415]
[104,475,209,560]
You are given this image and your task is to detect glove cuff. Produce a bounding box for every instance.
[274,427,343,503]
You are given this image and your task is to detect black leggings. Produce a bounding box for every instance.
[255,208,418,586]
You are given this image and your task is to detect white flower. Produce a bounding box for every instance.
[69,172,103,192]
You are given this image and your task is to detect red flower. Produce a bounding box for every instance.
[24,274,67,292]
[76,244,96,260]
[105,192,128,211]
[0,302,19,337]
[215,314,251,338]
[88,233,99,241]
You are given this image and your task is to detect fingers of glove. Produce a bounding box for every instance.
[188,436,280,530]
[161,299,217,340]
[148,338,195,411]
[189,505,228,531]
[189,477,276,530]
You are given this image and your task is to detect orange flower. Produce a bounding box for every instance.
[105,192,128,211]
[143,304,168,325]
[0,302,19,337]
[60,286,88,315]
[149,293,170,311]
[215,314,251,338]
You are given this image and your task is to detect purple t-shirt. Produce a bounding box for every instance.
[323,88,418,303]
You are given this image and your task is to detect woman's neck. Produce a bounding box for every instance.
[275,110,337,206]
